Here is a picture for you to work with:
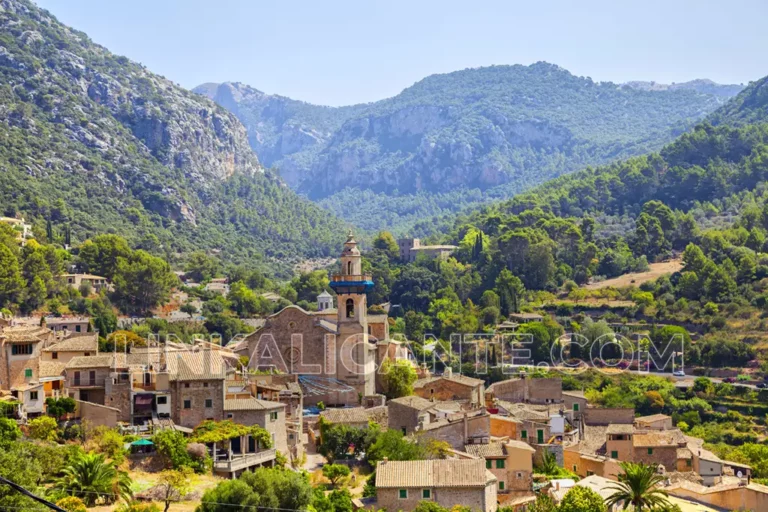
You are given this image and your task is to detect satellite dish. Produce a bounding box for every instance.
[737,470,743,478]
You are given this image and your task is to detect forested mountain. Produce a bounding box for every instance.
[708,75,768,127]
[0,0,345,273]
[198,65,741,232]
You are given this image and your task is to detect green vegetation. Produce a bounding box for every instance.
[53,452,132,506]
[196,467,313,512]
[605,462,672,511]
[0,0,345,274]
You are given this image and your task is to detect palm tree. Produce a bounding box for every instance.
[606,461,672,511]
[54,452,132,506]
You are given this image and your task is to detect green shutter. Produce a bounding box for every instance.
[499,481,505,490]
[399,489,407,499]
[496,459,505,469]
[573,403,579,412]
[611,451,618,459]
[422,489,430,499]
[521,430,527,439]
[648,448,653,455]
[24,368,32,378]
[486,460,491,469]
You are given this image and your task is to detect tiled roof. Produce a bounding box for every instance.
[486,379,522,393]
[0,325,51,343]
[39,360,68,378]
[633,429,686,448]
[389,395,434,410]
[224,398,283,411]
[572,425,608,457]
[414,374,485,389]
[635,414,671,423]
[167,350,226,381]
[376,459,496,488]
[65,354,124,369]
[677,447,693,459]
[321,406,388,425]
[496,401,550,422]
[321,407,371,424]
[562,390,585,398]
[464,442,505,458]
[43,334,98,352]
[606,424,634,435]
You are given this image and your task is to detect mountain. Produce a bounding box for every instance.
[708,75,768,127]
[197,65,742,233]
[0,0,344,273]
[622,78,744,98]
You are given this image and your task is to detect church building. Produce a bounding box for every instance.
[242,233,407,406]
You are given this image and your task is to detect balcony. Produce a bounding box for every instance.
[67,378,106,388]
[331,274,372,282]
[213,449,277,473]
[330,274,374,293]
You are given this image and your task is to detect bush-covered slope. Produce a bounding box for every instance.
[0,0,344,273]
[708,75,768,127]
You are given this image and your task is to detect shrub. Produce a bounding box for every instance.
[55,496,87,512]
[28,416,59,442]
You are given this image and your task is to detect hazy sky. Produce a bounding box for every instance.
[35,0,768,106]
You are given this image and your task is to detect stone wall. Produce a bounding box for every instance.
[227,406,288,454]
[77,400,119,427]
[388,401,426,434]
[421,413,490,450]
[377,486,495,512]
[633,445,677,470]
[583,407,635,426]
[415,378,483,406]
[105,377,132,423]
[171,379,224,428]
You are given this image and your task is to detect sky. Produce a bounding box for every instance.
[34,0,768,107]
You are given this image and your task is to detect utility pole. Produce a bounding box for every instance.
[0,475,67,511]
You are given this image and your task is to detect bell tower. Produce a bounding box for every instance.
[330,232,375,397]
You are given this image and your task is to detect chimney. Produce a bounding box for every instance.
[444,367,453,378]
[382,457,388,464]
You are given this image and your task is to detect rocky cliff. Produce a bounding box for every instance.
[0,0,344,270]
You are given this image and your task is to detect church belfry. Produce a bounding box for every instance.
[329,232,375,397]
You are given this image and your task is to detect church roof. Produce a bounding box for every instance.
[318,290,332,298]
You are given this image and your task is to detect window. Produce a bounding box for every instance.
[573,403,579,412]
[84,352,90,356]
[184,383,190,388]
[572,465,577,472]
[52,352,58,360]
[537,430,545,444]
[75,325,81,332]
[486,460,492,469]
[611,451,618,459]
[227,413,234,419]
[157,396,167,405]
[24,368,33,378]
[12,344,33,356]
[587,471,594,476]
[347,261,353,275]
[686,459,692,467]
[647,448,653,455]
[29,391,38,401]
[422,489,431,499]
[398,490,407,499]
[496,460,505,469]
[402,427,407,435]
[346,298,355,318]
[204,383,209,388]
[516,472,523,479]
[183,399,191,409]
[521,430,527,440]
[499,481,505,491]
[270,411,278,421]
[205,399,213,408]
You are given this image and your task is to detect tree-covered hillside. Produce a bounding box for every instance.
[708,75,768,127]
[200,64,741,233]
[0,0,345,274]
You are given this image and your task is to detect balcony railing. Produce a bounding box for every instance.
[213,449,277,473]
[331,274,372,282]
[67,378,106,388]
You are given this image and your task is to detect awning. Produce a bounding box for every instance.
[131,438,154,446]
[134,395,153,406]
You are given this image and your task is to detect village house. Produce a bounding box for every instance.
[44,316,91,334]
[41,333,98,363]
[60,273,111,292]
[0,325,56,389]
[486,377,563,405]
[634,413,674,430]
[397,238,458,263]
[464,440,536,499]
[320,405,388,429]
[375,459,497,512]
[413,368,485,408]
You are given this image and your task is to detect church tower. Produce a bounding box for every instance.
[330,232,375,397]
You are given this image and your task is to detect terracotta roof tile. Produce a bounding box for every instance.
[39,360,68,378]
[43,334,98,353]
[414,374,485,389]
[65,354,125,369]
[389,395,434,410]
[375,459,496,488]
[224,398,283,411]
[166,350,226,381]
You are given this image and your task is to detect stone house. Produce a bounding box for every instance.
[60,274,110,292]
[397,238,458,263]
[64,354,124,405]
[41,333,98,364]
[413,369,485,408]
[464,440,535,496]
[224,397,287,454]
[0,325,55,389]
[375,459,497,512]
[486,377,562,404]
[44,317,91,334]
[388,395,437,434]
[562,390,588,419]
[167,350,227,428]
[634,413,674,430]
[420,409,491,450]
[320,405,388,429]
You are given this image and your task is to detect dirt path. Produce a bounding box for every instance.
[585,259,682,289]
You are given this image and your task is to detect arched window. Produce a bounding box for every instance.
[347,261,353,275]
[346,298,355,318]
